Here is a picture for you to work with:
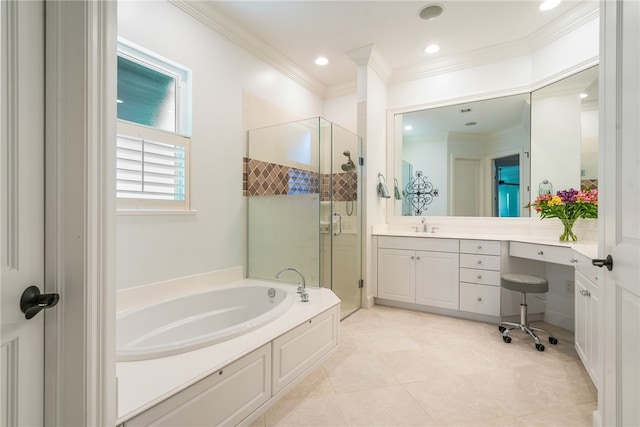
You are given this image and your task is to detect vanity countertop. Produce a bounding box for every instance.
[372,230,598,259]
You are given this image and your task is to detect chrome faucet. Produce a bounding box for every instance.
[421,217,428,232]
[276,267,309,302]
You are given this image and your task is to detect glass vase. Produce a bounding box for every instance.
[559,218,578,242]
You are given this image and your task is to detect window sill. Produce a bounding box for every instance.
[117,209,199,216]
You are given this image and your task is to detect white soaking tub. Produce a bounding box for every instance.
[116,283,294,361]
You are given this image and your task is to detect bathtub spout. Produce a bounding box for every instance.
[276,267,309,302]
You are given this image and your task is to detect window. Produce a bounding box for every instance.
[117,121,190,210]
[116,39,192,211]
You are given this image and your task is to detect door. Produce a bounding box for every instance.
[600,1,640,425]
[452,158,482,216]
[1,0,46,425]
[330,123,362,318]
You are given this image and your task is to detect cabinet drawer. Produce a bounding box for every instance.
[460,240,501,256]
[377,236,459,253]
[459,283,500,316]
[509,241,577,266]
[460,268,501,286]
[575,253,600,285]
[460,253,500,271]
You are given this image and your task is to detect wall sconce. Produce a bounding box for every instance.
[377,173,391,198]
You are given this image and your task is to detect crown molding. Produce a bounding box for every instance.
[346,44,393,85]
[170,0,598,100]
[169,0,327,98]
[390,1,599,86]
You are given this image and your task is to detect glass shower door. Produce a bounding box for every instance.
[328,123,362,318]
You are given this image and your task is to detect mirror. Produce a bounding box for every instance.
[392,65,598,217]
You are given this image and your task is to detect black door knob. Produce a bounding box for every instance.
[592,255,613,271]
[20,285,60,319]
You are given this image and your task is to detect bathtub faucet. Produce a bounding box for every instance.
[276,267,309,302]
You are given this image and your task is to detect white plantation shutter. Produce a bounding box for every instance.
[117,120,190,210]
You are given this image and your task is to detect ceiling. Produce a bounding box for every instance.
[201,0,598,95]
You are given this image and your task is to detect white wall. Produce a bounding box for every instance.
[116,1,324,289]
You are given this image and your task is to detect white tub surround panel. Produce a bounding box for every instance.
[116,280,340,424]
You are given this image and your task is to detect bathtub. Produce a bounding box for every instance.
[117,279,341,424]
[116,283,295,361]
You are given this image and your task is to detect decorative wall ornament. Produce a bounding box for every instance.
[404,171,438,215]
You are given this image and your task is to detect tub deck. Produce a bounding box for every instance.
[116,279,340,424]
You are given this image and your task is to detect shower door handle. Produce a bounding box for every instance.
[332,213,342,236]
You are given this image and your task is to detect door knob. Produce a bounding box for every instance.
[592,255,613,271]
[20,285,60,320]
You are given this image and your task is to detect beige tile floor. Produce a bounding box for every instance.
[251,305,597,427]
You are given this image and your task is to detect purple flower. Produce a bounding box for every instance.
[557,188,578,203]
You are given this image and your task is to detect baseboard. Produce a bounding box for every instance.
[544,307,575,332]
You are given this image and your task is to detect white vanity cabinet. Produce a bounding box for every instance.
[574,253,600,388]
[377,237,460,310]
[459,240,503,316]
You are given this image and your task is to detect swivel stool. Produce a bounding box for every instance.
[498,273,558,351]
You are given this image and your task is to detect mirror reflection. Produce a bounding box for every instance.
[394,93,531,217]
[393,65,599,217]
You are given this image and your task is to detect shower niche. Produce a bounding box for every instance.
[245,117,362,319]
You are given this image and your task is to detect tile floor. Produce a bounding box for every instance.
[250,305,597,427]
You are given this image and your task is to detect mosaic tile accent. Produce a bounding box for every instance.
[581,179,598,190]
[244,157,319,196]
[322,173,358,202]
[243,157,357,201]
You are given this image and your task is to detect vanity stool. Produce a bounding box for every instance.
[498,273,558,351]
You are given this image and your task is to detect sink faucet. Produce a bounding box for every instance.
[421,218,428,233]
[276,267,309,302]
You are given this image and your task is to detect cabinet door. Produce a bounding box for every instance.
[415,251,459,310]
[575,271,600,388]
[378,249,415,303]
[574,274,589,366]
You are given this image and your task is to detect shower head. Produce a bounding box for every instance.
[341,150,356,172]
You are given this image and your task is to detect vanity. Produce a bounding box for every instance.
[371,224,600,388]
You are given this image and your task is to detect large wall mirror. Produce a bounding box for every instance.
[392,65,598,218]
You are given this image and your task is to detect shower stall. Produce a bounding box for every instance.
[245,117,362,319]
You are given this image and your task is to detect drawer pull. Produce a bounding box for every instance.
[580,289,591,297]
[416,256,421,260]
[477,297,482,302]
[477,260,482,265]
[477,245,482,250]
[537,251,544,255]
[410,256,415,260]
[570,258,578,263]
[477,275,482,279]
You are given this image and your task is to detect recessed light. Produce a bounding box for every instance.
[419,4,443,20]
[315,56,329,66]
[424,44,440,54]
[580,93,588,99]
[404,125,413,131]
[539,0,561,11]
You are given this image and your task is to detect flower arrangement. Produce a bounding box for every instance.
[527,188,598,241]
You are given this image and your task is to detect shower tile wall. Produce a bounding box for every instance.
[244,157,357,201]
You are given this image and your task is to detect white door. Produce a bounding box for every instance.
[453,158,482,216]
[1,0,47,425]
[600,1,640,425]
